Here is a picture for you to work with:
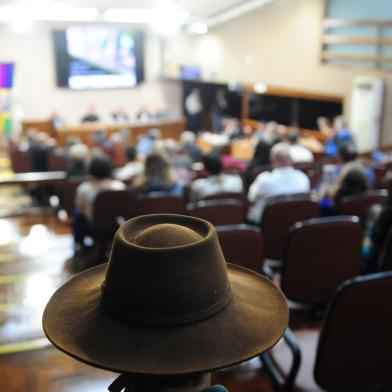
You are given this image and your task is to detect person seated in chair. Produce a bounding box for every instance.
[134,152,184,196]
[73,155,125,254]
[190,153,243,202]
[115,145,144,182]
[247,143,310,224]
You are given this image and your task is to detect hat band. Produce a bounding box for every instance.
[100,283,233,326]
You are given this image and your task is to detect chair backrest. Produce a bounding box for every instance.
[187,199,246,226]
[92,189,136,234]
[9,149,32,173]
[216,224,264,273]
[378,226,392,271]
[261,194,320,260]
[59,178,86,215]
[135,192,185,216]
[48,153,68,172]
[202,191,246,203]
[339,189,389,222]
[314,272,392,391]
[281,216,362,304]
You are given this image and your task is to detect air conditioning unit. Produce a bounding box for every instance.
[350,76,384,152]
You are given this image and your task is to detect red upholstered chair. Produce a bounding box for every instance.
[187,199,246,226]
[281,216,362,305]
[339,189,389,222]
[48,153,68,172]
[59,178,86,216]
[92,189,136,236]
[216,224,264,273]
[9,149,32,173]
[135,192,185,216]
[202,191,246,204]
[378,226,392,271]
[261,194,320,261]
[265,272,392,391]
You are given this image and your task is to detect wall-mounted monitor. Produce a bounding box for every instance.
[180,65,201,80]
[0,63,14,88]
[53,27,144,90]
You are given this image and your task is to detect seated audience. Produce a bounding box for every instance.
[285,130,314,163]
[114,145,144,181]
[244,139,271,186]
[180,131,203,162]
[66,143,89,178]
[74,156,125,250]
[247,143,310,223]
[136,128,161,159]
[163,138,193,185]
[190,153,243,202]
[332,163,371,210]
[134,152,183,196]
[363,192,392,271]
[81,104,100,123]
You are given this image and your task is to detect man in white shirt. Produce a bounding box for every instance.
[115,145,144,182]
[247,143,310,224]
[190,154,243,202]
[286,132,314,163]
[185,88,203,133]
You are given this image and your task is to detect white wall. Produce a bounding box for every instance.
[163,0,392,146]
[0,23,182,126]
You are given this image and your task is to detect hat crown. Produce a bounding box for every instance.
[101,215,232,326]
[134,223,202,248]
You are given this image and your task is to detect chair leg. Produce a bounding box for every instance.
[260,328,301,391]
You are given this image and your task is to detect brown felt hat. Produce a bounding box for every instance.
[43,214,288,375]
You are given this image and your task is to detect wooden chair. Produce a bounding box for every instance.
[261,194,320,261]
[339,189,389,222]
[281,216,362,305]
[265,272,392,391]
[135,192,186,216]
[216,224,263,273]
[187,199,246,226]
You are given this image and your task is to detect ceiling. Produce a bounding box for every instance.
[0,0,248,19]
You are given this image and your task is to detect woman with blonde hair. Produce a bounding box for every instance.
[134,152,184,196]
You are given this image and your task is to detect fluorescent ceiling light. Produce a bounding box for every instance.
[0,4,98,22]
[188,22,208,35]
[207,0,276,27]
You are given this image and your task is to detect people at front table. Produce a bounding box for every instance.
[110,106,129,123]
[190,153,244,202]
[247,143,311,224]
[81,104,100,123]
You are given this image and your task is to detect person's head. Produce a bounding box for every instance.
[143,152,173,185]
[333,115,347,132]
[191,88,199,96]
[286,131,299,145]
[270,143,292,168]
[252,140,271,166]
[125,145,137,162]
[339,142,358,163]
[334,164,370,204]
[88,155,113,180]
[203,154,223,175]
[180,131,196,147]
[147,128,162,141]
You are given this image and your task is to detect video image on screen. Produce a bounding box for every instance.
[63,27,140,90]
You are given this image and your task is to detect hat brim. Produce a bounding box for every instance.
[43,263,288,375]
